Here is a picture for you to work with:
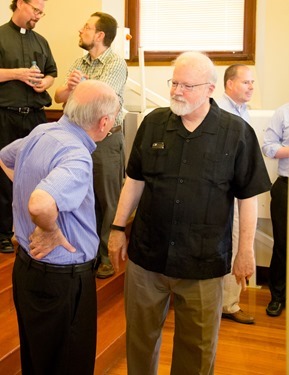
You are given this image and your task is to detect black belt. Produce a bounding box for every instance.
[278,176,288,183]
[107,125,122,137]
[3,106,44,114]
[17,246,95,274]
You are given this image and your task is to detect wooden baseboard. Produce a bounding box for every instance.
[45,109,63,122]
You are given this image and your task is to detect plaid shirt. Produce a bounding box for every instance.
[65,48,127,126]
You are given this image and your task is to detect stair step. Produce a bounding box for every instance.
[0,308,20,375]
[95,258,126,374]
[0,253,15,316]
[0,255,127,375]
[95,291,126,374]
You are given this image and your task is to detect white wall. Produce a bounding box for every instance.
[1,0,288,111]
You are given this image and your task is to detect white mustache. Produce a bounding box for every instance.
[171,95,186,103]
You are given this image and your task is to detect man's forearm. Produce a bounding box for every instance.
[237,196,258,254]
[43,75,55,90]
[112,176,145,226]
[233,196,258,288]
[54,85,71,104]
[28,189,58,231]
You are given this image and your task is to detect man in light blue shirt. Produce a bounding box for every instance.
[262,103,289,317]
[0,80,119,375]
[217,64,253,123]
[217,64,255,324]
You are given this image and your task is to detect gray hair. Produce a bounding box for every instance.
[173,51,218,84]
[64,80,119,131]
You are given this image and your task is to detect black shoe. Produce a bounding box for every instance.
[0,238,14,253]
[266,300,284,317]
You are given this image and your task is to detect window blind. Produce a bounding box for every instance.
[140,0,245,52]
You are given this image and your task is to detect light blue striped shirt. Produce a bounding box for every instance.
[262,102,289,177]
[0,116,99,264]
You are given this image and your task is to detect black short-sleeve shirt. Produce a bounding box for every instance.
[126,99,271,280]
[0,20,57,108]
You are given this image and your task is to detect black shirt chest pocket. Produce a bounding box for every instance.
[202,152,234,183]
[142,147,169,175]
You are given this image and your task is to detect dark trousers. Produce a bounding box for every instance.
[269,177,287,303]
[92,131,125,263]
[0,108,47,236]
[13,252,97,375]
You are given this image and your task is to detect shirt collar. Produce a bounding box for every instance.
[58,115,96,154]
[83,47,112,65]
[9,19,29,34]
[223,93,247,113]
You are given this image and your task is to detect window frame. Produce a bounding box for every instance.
[125,0,256,66]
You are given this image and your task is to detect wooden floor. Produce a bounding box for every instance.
[106,285,286,375]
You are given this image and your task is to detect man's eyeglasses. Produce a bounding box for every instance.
[81,24,101,32]
[167,79,210,92]
[25,2,45,17]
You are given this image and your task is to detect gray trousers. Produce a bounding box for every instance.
[125,260,223,375]
[92,131,125,263]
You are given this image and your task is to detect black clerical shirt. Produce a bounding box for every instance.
[0,20,57,108]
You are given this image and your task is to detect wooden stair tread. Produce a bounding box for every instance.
[0,252,15,268]
[97,291,125,354]
[0,253,15,317]
[97,258,126,307]
[96,258,126,292]
[0,309,19,357]
[0,253,15,288]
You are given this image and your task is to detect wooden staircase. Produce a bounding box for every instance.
[0,251,126,375]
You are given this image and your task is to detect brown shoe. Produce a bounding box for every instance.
[96,263,115,279]
[222,309,255,324]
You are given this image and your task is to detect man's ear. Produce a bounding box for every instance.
[94,30,105,43]
[208,83,216,96]
[99,115,108,133]
[227,79,234,90]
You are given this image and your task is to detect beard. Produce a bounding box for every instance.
[170,95,206,116]
[79,39,94,51]
[26,19,37,30]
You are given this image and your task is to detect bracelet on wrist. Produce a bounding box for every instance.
[110,224,126,232]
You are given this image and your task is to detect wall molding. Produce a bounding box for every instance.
[45,109,63,122]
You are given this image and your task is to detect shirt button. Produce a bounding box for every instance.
[170,241,175,246]
[176,199,180,204]
[186,139,190,143]
[183,159,187,164]
[179,179,183,183]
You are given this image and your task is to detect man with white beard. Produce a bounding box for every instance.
[108,51,271,375]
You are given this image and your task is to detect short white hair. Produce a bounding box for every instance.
[64,80,119,130]
[173,51,218,84]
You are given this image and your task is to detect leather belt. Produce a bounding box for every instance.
[107,125,122,137]
[4,106,44,114]
[17,246,96,274]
